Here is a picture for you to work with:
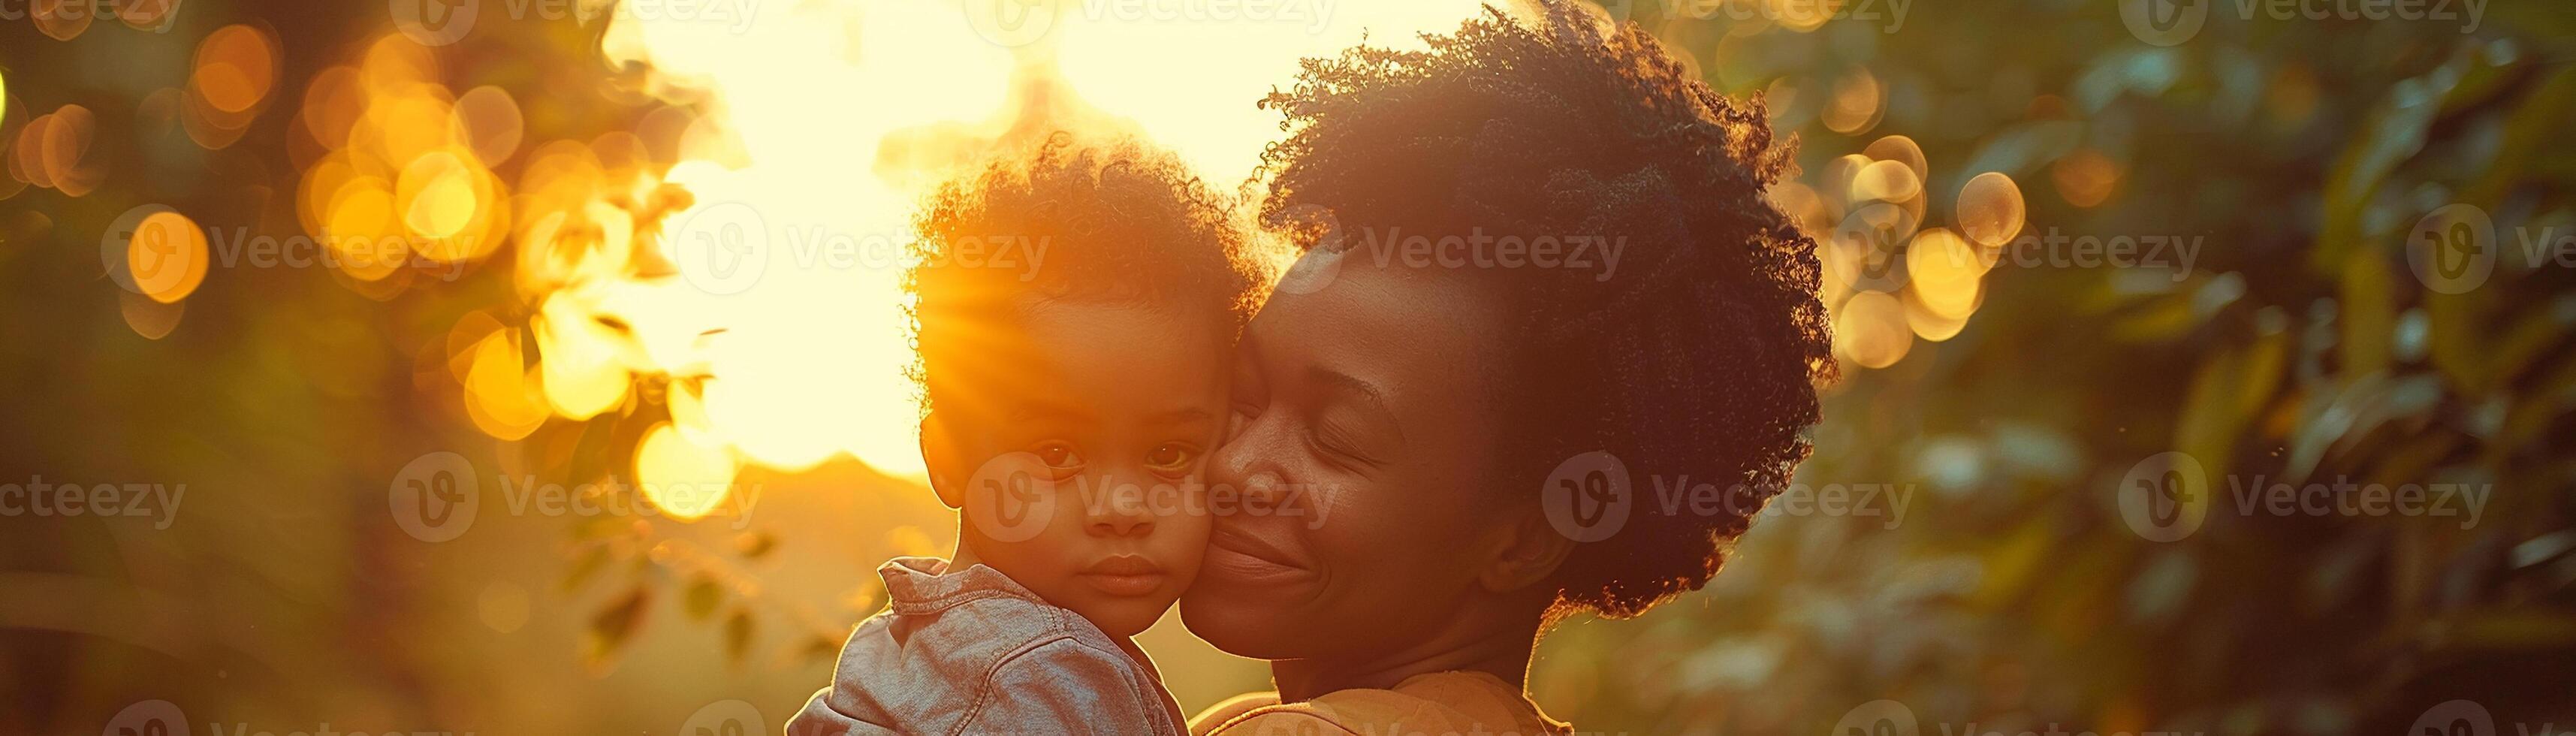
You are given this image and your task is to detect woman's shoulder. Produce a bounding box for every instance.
[1192,671,1570,736]
[1191,695,1356,736]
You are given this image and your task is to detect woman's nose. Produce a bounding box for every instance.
[1209,415,1288,503]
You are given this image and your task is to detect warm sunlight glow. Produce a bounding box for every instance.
[568,1,1499,480]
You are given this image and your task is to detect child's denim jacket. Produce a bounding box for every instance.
[787,557,1185,736]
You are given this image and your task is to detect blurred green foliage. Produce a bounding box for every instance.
[1524,0,2576,733]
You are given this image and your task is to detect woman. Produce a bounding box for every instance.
[1178,2,1835,732]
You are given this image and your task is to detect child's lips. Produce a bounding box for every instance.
[1078,554,1167,596]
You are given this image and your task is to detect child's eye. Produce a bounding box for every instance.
[1145,442,1199,475]
[1031,442,1085,470]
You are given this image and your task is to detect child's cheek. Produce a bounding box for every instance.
[1171,478,1217,553]
[960,451,1073,547]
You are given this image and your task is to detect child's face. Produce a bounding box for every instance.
[930,300,1224,638]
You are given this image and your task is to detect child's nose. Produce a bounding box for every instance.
[1084,474,1157,538]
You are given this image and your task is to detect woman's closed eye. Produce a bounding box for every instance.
[1307,415,1384,469]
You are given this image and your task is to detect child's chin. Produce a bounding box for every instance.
[1073,599,1172,638]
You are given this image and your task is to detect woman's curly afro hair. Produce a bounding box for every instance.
[908,134,1268,417]
[1256,1,1835,620]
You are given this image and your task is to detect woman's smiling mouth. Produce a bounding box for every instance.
[1202,525,1315,584]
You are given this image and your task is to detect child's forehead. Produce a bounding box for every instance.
[1009,296,1229,339]
[937,300,1234,424]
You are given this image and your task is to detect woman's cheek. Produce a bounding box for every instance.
[1297,478,1370,569]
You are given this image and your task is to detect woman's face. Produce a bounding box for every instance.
[1179,256,1525,662]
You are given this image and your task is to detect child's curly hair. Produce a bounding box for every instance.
[907,134,1269,417]
[1256,2,1835,619]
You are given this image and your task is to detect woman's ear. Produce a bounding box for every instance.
[920,412,967,510]
[1478,505,1578,593]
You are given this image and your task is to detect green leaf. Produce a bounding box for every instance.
[2460,65,2576,208]
[582,587,650,668]
[683,574,724,622]
[801,635,843,665]
[723,608,756,665]
[2315,52,2472,271]
[2426,286,2491,395]
[2175,325,2291,478]
[2339,253,2394,382]
[560,544,611,593]
[734,531,777,560]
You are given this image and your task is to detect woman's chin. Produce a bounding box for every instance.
[1178,590,1305,659]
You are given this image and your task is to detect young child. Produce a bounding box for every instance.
[788,137,1268,735]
